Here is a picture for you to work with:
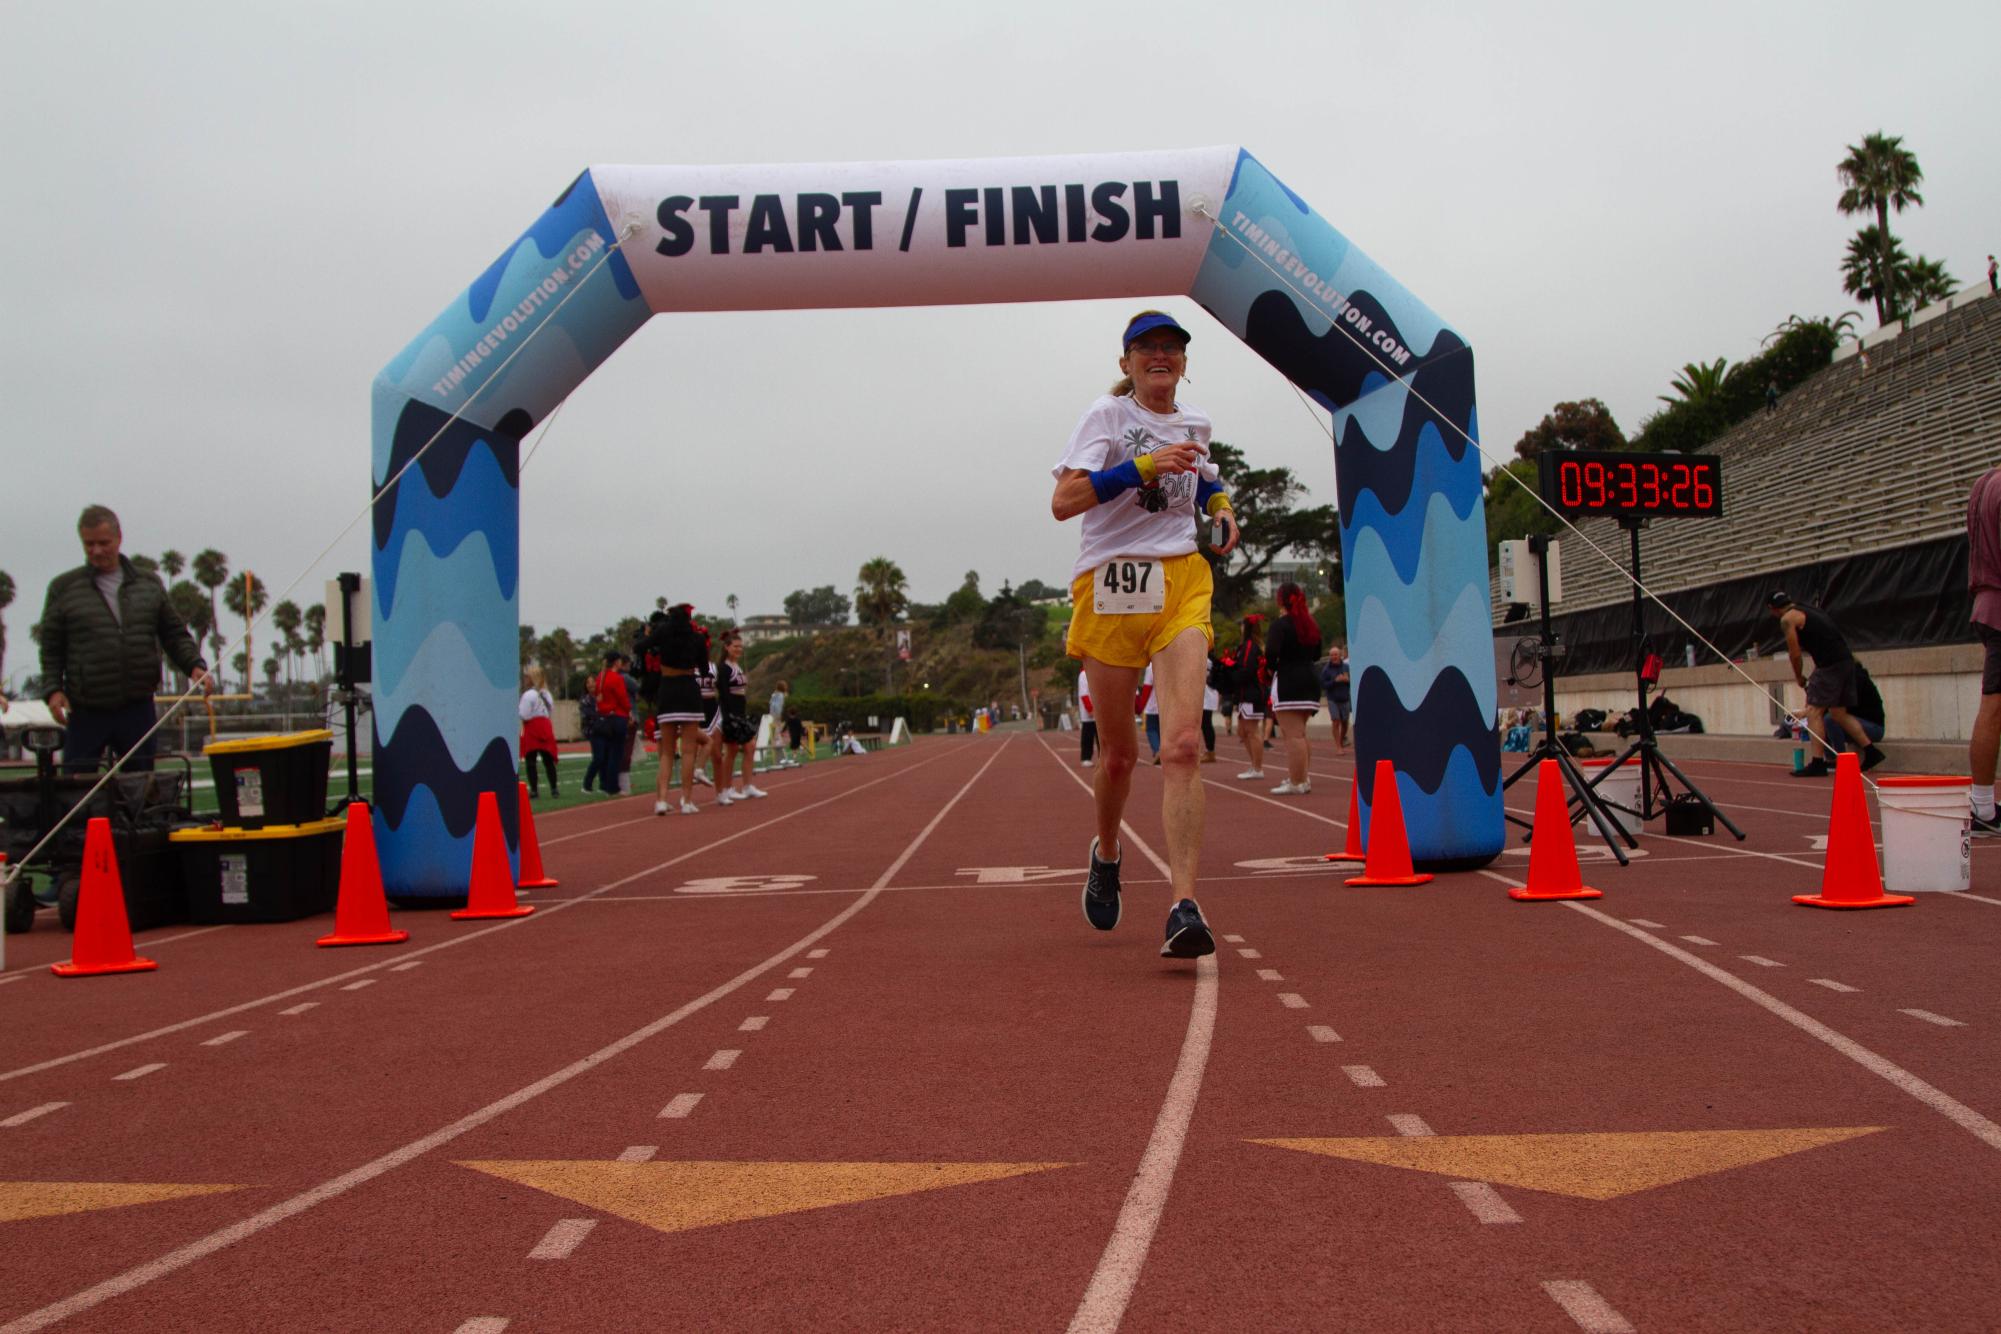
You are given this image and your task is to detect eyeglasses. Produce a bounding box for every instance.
[1127,338,1187,358]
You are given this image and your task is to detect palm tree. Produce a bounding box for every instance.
[167,580,209,690]
[536,628,578,697]
[304,603,326,680]
[131,554,159,577]
[192,549,229,663]
[271,600,303,686]
[223,571,267,691]
[1903,256,1958,310]
[0,568,13,683]
[854,557,910,628]
[1837,132,1925,325]
[1659,358,1733,408]
[160,549,185,580]
[1841,226,1912,319]
[727,593,739,619]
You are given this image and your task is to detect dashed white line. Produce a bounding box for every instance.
[766,988,794,1002]
[2,1102,69,1128]
[658,1094,703,1119]
[1448,1181,1522,1225]
[1739,955,1785,968]
[703,1050,741,1071]
[617,1145,658,1162]
[1679,935,1717,946]
[1237,948,1262,959]
[391,961,424,972]
[0,975,25,987]
[1342,1065,1386,1088]
[1388,1114,1435,1137]
[1809,978,1859,993]
[1222,934,1245,943]
[806,948,829,959]
[453,1319,510,1334]
[738,1016,769,1032]
[201,1031,248,1047]
[340,979,376,992]
[1542,1279,1636,1333]
[1902,1009,1967,1027]
[278,1003,319,1016]
[113,1064,165,1082]
[527,1218,597,1260]
[1256,969,1284,982]
[1306,1025,1342,1043]
[1276,993,1308,1009]
[787,967,813,979]
[1628,919,1665,929]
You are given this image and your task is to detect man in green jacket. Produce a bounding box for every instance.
[40,505,212,772]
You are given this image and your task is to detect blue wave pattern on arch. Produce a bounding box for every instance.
[368,171,649,895]
[1189,149,1500,865]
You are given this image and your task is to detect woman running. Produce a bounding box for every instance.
[1266,581,1323,795]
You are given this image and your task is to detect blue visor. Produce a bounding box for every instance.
[1122,312,1191,350]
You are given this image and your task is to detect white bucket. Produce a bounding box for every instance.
[1876,776,1971,893]
[1578,757,1642,835]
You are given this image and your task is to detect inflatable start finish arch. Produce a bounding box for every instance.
[370,147,1503,895]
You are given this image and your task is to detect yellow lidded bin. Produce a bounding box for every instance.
[203,729,333,828]
[170,816,346,923]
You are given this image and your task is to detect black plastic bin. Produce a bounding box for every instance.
[170,816,344,924]
[204,730,332,828]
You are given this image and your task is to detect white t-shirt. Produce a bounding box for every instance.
[1054,393,1219,580]
[518,688,552,721]
[1077,669,1094,723]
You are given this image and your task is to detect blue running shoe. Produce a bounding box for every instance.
[1160,898,1214,958]
[1082,838,1121,930]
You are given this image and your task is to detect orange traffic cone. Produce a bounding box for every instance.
[516,782,558,890]
[1510,760,1604,901]
[318,803,410,947]
[451,791,534,920]
[51,818,157,977]
[1793,751,1913,909]
[1323,778,1366,863]
[1345,760,1433,887]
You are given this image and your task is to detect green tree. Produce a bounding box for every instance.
[223,571,267,691]
[1014,578,1060,602]
[166,580,210,690]
[536,628,578,696]
[519,623,538,671]
[1205,441,1338,617]
[304,603,326,679]
[1836,132,1925,325]
[782,585,851,627]
[192,549,229,665]
[942,570,985,623]
[130,554,159,577]
[1841,225,1910,320]
[1661,358,1734,408]
[726,593,739,619]
[1512,398,1627,462]
[159,549,185,580]
[1903,256,1958,310]
[270,600,303,685]
[854,557,909,627]
[1482,459,1562,566]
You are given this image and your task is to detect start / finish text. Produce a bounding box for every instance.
[653,180,1184,256]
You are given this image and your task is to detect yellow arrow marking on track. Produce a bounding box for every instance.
[1250,1127,1886,1200]
[457,1160,1074,1234]
[0,1182,244,1223]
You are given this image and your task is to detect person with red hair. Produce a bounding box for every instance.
[1233,615,1268,780]
[1267,582,1324,795]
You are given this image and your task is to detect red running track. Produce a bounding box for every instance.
[1,734,1998,1331]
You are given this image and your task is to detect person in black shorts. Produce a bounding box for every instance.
[1769,591,1884,776]
[1232,615,1268,781]
[638,604,709,815]
[1265,582,1323,795]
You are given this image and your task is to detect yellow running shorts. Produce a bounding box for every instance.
[1065,550,1216,669]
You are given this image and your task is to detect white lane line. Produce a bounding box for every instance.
[340,979,376,992]
[1277,993,1308,1009]
[1739,955,1785,968]
[1388,1114,1435,1137]
[133,925,230,948]
[1543,1279,1636,1333]
[278,1003,319,1016]
[1046,736,1219,1334]
[703,1050,741,1071]
[1449,1181,1522,1225]
[453,1320,510,1334]
[1810,978,1859,993]
[113,1064,165,1082]
[737,1016,769,1032]
[0,976,24,987]
[766,988,795,1002]
[2,1102,69,1128]
[1539,895,2001,1154]
[1342,1066,1386,1088]
[0,743,961,1090]
[527,1218,598,1260]
[0,741,1011,1334]
[1628,918,1666,928]
[787,967,813,979]
[1222,934,1245,943]
[1256,969,1284,982]
[201,1031,248,1047]
[1237,948,1262,959]
[1307,1025,1342,1043]
[1679,935,1718,946]
[658,1094,704,1119]
[1955,892,2001,907]
[806,948,829,958]
[390,961,424,972]
[617,1146,658,1162]
[1902,1009,1967,1027]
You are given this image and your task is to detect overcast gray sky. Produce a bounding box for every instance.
[5,0,1997,690]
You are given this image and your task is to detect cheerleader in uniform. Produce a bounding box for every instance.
[1265,582,1324,795]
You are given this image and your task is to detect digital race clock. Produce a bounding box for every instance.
[1536,450,1723,519]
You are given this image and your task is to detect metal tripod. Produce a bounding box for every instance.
[1500,535,1632,866]
[1582,520,1744,842]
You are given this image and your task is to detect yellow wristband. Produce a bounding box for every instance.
[1135,454,1159,484]
[1206,493,1233,517]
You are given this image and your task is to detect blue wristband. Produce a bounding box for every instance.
[1088,459,1143,503]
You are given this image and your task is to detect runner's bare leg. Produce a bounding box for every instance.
[1083,658,1141,861]
[1152,627,1210,901]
